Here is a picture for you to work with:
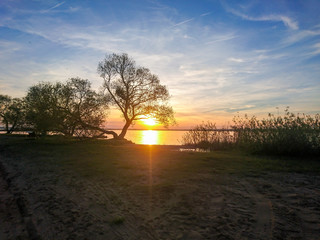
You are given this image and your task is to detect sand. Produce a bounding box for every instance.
[0,141,319,239]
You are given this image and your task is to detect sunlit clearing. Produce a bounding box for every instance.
[141,130,158,145]
[142,117,157,126]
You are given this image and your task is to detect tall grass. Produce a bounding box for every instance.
[182,109,320,156]
[181,122,235,150]
[232,108,320,156]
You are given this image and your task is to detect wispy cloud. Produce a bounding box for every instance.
[172,18,194,27]
[200,12,211,17]
[204,104,256,113]
[227,7,298,30]
[206,34,236,44]
[311,42,320,56]
[0,40,21,53]
[0,0,319,127]
[41,2,65,13]
[228,57,245,63]
[172,12,211,28]
[284,29,320,44]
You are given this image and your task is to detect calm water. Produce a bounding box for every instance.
[114,130,187,145]
[0,129,187,145]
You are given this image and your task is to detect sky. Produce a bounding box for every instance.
[0,0,319,129]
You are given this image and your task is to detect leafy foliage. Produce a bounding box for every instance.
[0,94,24,133]
[62,78,110,137]
[24,78,109,137]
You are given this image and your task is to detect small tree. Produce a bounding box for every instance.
[98,53,175,139]
[0,95,24,134]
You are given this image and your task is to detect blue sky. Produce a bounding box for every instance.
[0,0,319,128]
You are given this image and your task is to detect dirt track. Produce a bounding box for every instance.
[0,142,319,239]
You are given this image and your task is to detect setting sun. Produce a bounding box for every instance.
[142,117,157,126]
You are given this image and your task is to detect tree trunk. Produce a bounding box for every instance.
[8,119,17,134]
[118,120,131,139]
[78,120,119,139]
[98,128,119,139]
[5,121,9,134]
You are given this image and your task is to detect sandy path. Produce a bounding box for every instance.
[0,162,34,240]
[241,179,274,239]
[0,145,319,239]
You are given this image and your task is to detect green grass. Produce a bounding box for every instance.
[1,135,319,185]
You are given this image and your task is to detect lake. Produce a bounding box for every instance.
[114,130,187,145]
[0,129,188,145]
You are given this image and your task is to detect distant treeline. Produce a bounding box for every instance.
[182,108,320,156]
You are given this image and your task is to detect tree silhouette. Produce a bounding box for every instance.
[24,79,114,137]
[0,95,24,134]
[98,53,175,139]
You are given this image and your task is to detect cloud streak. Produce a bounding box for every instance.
[41,2,65,13]
[200,12,211,17]
[226,7,299,30]
[172,18,194,27]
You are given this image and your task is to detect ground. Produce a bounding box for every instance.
[0,135,319,239]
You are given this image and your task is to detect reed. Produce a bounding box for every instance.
[181,122,235,150]
[182,108,320,156]
[232,108,320,156]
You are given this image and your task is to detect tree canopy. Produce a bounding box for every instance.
[98,53,175,139]
[0,95,24,134]
[0,53,175,139]
[24,78,112,137]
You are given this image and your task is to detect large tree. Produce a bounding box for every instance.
[24,78,115,137]
[25,82,65,135]
[0,95,24,134]
[98,53,175,139]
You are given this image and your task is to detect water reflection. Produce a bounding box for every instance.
[141,130,158,145]
[179,148,210,152]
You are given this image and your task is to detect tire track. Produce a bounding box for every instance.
[0,161,41,240]
[241,179,274,240]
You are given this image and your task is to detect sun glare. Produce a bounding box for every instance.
[141,130,158,145]
[142,117,157,126]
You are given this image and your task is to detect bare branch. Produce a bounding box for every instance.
[98,53,175,139]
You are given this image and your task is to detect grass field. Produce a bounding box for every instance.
[0,135,319,239]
